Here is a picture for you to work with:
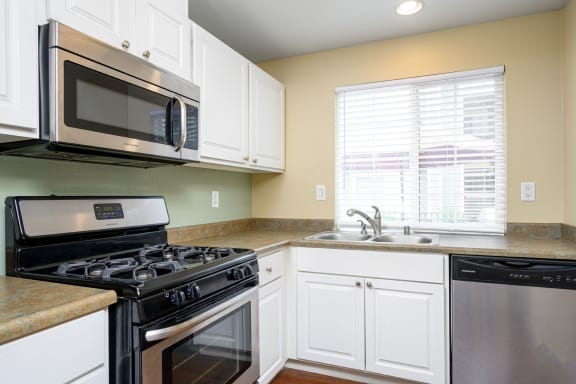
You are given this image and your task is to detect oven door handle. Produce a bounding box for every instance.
[145,287,257,342]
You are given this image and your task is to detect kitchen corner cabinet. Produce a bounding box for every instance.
[249,64,285,171]
[258,250,287,384]
[0,310,109,383]
[192,24,285,173]
[296,248,447,384]
[46,0,192,81]
[0,0,39,142]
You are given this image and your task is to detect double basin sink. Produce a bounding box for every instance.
[305,231,439,245]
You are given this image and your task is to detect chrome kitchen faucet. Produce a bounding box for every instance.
[347,206,382,235]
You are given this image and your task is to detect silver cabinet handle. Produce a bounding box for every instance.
[142,50,151,59]
[252,157,258,164]
[173,95,187,152]
[121,40,130,49]
[266,267,272,273]
[366,281,373,289]
[355,281,362,288]
[243,156,249,161]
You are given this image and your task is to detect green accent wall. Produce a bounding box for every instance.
[0,156,252,275]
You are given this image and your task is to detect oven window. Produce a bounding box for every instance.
[63,61,171,144]
[163,303,253,384]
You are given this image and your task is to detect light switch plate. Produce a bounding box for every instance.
[520,182,535,202]
[211,191,220,208]
[315,185,326,201]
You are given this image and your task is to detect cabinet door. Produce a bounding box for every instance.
[249,64,285,171]
[258,277,286,384]
[365,278,445,384]
[193,24,249,165]
[0,0,39,141]
[135,0,191,81]
[0,310,108,383]
[47,0,135,53]
[297,272,364,370]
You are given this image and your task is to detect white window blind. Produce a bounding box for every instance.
[335,67,506,235]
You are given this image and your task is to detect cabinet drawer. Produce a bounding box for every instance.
[258,250,285,286]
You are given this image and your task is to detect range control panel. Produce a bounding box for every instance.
[93,203,124,220]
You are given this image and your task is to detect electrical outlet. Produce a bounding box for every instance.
[520,182,535,202]
[315,185,326,201]
[211,191,220,208]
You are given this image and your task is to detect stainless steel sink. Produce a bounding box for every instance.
[305,231,372,242]
[304,231,438,245]
[368,234,438,245]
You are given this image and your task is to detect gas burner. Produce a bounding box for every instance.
[107,257,139,268]
[55,260,107,279]
[150,261,183,274]
[134,267,156,281]
[174,246,238,265]
[87,263,106,278]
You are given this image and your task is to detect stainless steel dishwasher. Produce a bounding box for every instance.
[451,255,576,384]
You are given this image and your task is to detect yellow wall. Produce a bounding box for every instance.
[564,2,576,226]
[253,12,563,223]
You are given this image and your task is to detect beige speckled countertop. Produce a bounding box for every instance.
[187,230,576,260]
[0,276,117,345]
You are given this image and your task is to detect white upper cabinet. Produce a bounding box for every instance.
[193,23,249,166]
[46,0,192,80]
[249,64,285,171]
[0,0,40,142]
[134,0,191,80]
[46,0,136,54]
[191,24,285,173]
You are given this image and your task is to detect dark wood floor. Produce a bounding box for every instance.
[271,368,363,384]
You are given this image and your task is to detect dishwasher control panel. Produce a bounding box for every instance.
[452,255,576,289]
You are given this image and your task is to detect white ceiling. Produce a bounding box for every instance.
[188,0,568,62]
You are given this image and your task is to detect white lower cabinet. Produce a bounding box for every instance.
[297,273,365,370]
[365,279,445,383]
[0,309,109,383]
[296,248,447,384]
[258,250,287,384]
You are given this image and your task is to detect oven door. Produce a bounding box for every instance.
[142,287,259,384]
[51,48,199,162]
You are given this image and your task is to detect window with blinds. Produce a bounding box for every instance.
[335,67,505,235]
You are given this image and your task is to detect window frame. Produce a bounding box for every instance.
[334,66,506,235]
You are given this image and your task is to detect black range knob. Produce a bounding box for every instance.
[243,265,254,277]
[169,290,187,306]
[228,268,240,281]
[186,284,201,300]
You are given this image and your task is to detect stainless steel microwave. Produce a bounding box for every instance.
[0,22,200,168]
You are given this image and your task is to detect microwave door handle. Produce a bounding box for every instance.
[173,95,187,152]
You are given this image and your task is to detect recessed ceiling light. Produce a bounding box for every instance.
[396,0,424,16]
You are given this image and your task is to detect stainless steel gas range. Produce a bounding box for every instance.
[4,196,259,384]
